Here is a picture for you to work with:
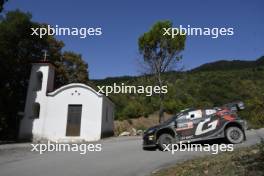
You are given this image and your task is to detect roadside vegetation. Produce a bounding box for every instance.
[151,141,264,176]
[94,56,264,132]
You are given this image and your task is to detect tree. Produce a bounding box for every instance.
[56,51,89,86]
[0,10,57,139]
[0,10,89,140]
[0,0,8,13]
[138,21,186,123]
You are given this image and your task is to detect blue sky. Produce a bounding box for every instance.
[5,0,264,79]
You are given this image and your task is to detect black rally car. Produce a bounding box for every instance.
[143,102,247,150]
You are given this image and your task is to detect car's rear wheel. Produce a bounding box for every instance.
[157,133,173,151]
[225,126,244,144]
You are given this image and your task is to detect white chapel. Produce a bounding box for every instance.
[19,61,114,142]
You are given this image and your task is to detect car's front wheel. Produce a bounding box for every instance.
[225,126,244,144]
[157,133,174,151]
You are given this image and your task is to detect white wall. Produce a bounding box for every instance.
[43,84,104,142]
[100,96,114,137]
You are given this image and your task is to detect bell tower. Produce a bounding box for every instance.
[19,59,55,140]
[28,61,55,95]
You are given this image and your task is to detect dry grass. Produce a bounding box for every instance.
[152,142,264,176]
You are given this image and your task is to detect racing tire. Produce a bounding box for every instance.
[157,133,174,151]
[225,126,244,144]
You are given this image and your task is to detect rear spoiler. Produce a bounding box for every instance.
[223,101,245,111]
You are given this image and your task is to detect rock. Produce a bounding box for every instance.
[119,131,130,136]
[130,128,137,136]
[251,149,259,154]
[136,130,143,136]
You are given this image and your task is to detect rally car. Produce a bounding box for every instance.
[143,101,247,150]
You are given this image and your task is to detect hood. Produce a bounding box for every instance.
[145,120,174,133]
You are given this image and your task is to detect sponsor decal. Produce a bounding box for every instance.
[195,118,218,136]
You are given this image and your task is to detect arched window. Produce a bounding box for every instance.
[32,103,40,118]
[35,71,43,91]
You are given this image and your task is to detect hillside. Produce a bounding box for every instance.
[192,56,264,72]
[92,56,264,128]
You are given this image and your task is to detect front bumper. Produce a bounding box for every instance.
[143,133,157,147]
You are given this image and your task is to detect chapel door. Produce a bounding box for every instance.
[66,105,82,136]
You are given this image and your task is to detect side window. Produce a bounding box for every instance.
[35,71,43,91]
[32,103,40,118]
[187,110,203,119]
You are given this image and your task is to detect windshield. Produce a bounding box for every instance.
[163,116,177,124]
[162,109,193,123]
[163,112,183,123]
